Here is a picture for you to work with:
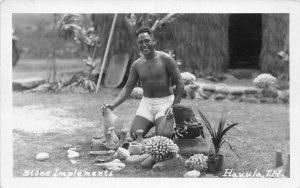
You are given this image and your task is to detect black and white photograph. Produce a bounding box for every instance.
[1,0,300,188]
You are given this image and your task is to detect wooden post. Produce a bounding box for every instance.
[96,14,118,92]
[275,150,283,168]
[285,153,290,177]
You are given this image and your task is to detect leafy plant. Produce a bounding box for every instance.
[197,108,240,158]
[59,14,99,48]
[56,14,100,92]
[124,13,183,34]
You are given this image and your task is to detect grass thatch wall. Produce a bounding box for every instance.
[92,14,289,79]
[259,14,289,77]
[158,14,229,78]
[91,14,136,58]
[92,14,229,78]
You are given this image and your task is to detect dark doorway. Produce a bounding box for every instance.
[229,14,262,69]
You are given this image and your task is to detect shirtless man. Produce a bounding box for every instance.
[105,26,184,139]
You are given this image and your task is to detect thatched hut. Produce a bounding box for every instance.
[92,13,289,80]
[260,14,289,78]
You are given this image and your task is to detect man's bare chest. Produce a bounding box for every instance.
[137,61,168,80]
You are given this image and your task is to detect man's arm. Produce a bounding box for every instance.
[163,54,184,105]
[107,62,139,110]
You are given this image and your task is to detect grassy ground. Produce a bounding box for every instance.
[13,58,86,80]
[12,57,289,177]
[13,90,289,177]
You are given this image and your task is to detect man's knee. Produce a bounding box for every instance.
[130,115,154,139]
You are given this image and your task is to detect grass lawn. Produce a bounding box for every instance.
[12,90,289,177]
[13,59,86,80]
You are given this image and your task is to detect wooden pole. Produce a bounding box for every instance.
[96,14,118,92]
[285,153,290,177]
[275,150,283,168]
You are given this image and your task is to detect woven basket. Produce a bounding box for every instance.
[172,104,204,139]
[172,104,196,124]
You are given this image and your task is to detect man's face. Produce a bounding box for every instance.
[136,32,155,56]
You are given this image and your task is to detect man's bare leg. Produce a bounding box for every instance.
[130,115,155,139]
[155,116,173,138]
[144,127,156,138]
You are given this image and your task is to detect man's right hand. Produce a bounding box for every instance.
[103,103,115,111]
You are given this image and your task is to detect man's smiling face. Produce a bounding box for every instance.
[137,32,155,56]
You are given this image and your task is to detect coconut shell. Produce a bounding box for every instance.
[68,151,80,159]
[36,152,49,161]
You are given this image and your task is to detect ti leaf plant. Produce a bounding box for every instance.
[197,108,241,158]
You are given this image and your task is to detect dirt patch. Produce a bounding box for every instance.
[13,105,97,133]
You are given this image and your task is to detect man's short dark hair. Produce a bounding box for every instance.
[135,26,153,38]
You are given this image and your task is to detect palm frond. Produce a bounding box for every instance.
[212,127,218,140]
[196,108,213,134]
[228,141,241,159]
[124,13,137,31]
[62,14,83,21]
[151,13,183,31]
[151,20,160,31]
[61,23,82,31]
[217,117,226,138]
[212,138,218,149]
[86,26,95,33]
[60,14,83,26]
[219,139,226,148]
[219,139,226,151]
[213,129,223,149]
[220,123,239,138]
